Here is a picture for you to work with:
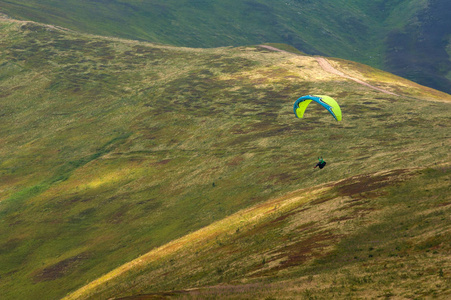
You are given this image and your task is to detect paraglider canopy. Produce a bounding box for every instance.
[293,95,342,121]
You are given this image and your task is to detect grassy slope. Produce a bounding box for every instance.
[2,0,451,93]
[0,18,450,299]
[384,0,451,93]
[66,167,451,299]
[0,1,427,64]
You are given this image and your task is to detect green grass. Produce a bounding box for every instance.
[65,166,451,299]
[3,0,392,66]
[0,18,450,299]
[2,0,450,94]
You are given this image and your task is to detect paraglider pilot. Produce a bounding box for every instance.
[314,157,326,169]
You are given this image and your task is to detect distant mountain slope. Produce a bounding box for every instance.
[0,17,450,299]
[1,0,450,93]
[385,0,451,93]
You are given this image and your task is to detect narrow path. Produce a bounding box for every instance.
[259,45,398,96]
[259,45,296,55]
[315,57,398,95]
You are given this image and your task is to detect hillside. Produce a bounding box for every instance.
[1,0,450,94]
[66,167,451,299]
[0,17,450,299]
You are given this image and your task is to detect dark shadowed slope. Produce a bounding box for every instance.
[385,0,451,93]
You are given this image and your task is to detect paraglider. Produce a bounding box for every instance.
[293,95,342,170]
[293,95,342,121]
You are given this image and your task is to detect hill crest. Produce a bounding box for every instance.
[1,0,450,94]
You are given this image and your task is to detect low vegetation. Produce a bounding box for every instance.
[0,18,450,299]
[66,167,451,299]
[1,0,450,93]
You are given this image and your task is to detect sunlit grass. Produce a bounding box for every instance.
[328,58,451,102]
[64,185,322,300]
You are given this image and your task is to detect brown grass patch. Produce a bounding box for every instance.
[33,252,90,282]
[251,230,337,278]
[335,169,410,196]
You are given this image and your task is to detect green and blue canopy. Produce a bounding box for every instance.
[293,95,342,121]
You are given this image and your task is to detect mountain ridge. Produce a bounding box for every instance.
[1,0,450,93]
[260,45,398,96]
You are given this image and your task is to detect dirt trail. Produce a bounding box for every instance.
[259,45,398,96]
[259,45,297,55]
